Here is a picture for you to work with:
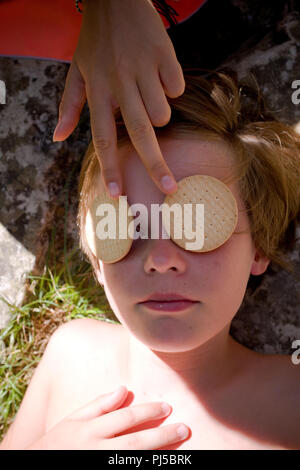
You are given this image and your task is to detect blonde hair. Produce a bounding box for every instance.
[77,69,300,277]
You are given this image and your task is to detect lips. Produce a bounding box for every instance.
[138,292,199,312]
[139,292,197,302]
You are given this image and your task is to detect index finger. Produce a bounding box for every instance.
[118,79,178,195]
[87,85,123,199]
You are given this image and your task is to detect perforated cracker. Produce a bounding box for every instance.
[85,192,134,263]
[162,175,238,252]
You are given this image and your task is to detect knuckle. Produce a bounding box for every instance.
[114,55,132,75]
[152,40,170,58]
[108,58,132,87]
[129,120,151,141]
[93,135,112,152]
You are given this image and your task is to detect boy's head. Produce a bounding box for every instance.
[77,70,300,351]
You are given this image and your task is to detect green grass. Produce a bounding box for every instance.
[0,234,119,442]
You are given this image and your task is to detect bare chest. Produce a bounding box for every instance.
[45,331,300,450]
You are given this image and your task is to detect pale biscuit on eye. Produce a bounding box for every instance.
[85,192,134,263]
[162,175,238,252]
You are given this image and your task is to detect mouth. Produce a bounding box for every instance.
[139,300,199,312]
[138,292,199,312]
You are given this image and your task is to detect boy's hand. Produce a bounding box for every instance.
[26,386,189,450]
[52,0,185,197]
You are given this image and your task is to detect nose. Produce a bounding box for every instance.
[140,202,187,274]
[143,236,187,274]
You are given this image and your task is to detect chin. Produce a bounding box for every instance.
[134,324,215,353]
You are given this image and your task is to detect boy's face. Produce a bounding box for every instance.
[91,137,270,352]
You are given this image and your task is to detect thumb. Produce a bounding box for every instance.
[53,60,87,142]
[68,386,128,421]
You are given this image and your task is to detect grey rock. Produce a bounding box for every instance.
[225,7,300,353]
[0,223,35,327]
[0,57,91,328]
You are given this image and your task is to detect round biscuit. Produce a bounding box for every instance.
[85,193,134,263]
[162,175,238,252]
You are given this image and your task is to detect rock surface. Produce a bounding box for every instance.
[0,1,299,353]
[222,4,300,353]
[0,58,91,327]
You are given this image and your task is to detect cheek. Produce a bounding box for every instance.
[197,233,254,301]
[100,261,135,311]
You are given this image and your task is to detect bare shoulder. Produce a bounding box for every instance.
[225,342,300,449]
[50,318,124,359]
[0,319,126,449]
[256,351,300,387]
[254,352,300,449]
[248,350,300,400]
[0,321,112,449]
[52,317,122,339]
[48,317,129,385]
[270,352,300,397]
[43,318,128,432]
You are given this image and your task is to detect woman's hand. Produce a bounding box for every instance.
[26,385,190,450]
[53,0,185,198]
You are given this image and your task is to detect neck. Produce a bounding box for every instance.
[126,323,246,401]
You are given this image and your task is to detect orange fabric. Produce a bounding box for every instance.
[0,0,206,63]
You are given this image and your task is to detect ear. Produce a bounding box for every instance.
[94,259,104,286]
[250,249,270,276]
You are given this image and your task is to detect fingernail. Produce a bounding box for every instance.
[177,424,189,439]
[161,175,177,192]
[108,182,120,197]
[53,120,62,142]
